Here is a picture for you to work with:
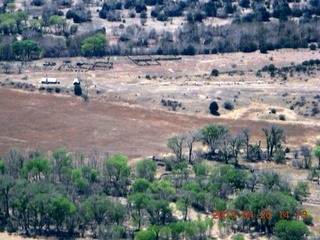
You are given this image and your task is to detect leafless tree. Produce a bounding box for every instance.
[140,18,147,26]
[183,130,202,163]
[230,133,244,165]
[300,145,312,169]
[3,62,11,74]
[241,127,250,160]
[262,124,286,159]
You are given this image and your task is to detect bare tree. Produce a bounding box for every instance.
[218,133,232,164]
[241,127,250,160]
[3,62,11,74]
[300,145,312,169]
[183,130,202,163]
[140,18,147,26]
[262,124,286,159]
[230,133,244,165]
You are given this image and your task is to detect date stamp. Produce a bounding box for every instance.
[212,210,308,220]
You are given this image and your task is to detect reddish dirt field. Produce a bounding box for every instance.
[0,88,318,159]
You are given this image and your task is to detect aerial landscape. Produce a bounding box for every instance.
[1,0,320,239]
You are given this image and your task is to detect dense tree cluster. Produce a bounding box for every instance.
[0,122,318,239]
[0,0,319,59]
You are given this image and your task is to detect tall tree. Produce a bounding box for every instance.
[136,159,157,182]
[262,124,286,159]
[313,146,320,169]
[0,175,15,217]
[50,196,76,232]
[167,135,185,161]
[81,34,108,57]
[128,193,150,231]
[201,124,230,154]
[183,130,202,163]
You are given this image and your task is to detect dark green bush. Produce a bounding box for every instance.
[209,101,219,115]
[211,48,218,54]
[241,42,258,53]
[74,84,82,96]
[223,101,234,110]
[211,69,219,76]
[279,114,286,121]
[259,45,268,54]
[310,43,317,50]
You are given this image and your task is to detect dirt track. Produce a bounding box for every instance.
[0,88,318,159]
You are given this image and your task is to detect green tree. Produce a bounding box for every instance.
[49,15,67,35]
[104,154,130,182]
[149,180,176,201]
[134,229,156,240]
[201,124,230,154]
[275,220,309,240]
[177,183,200,221]
[167,135,185,161]
[29,191,51,234]
[81,34,108,57]
[136,159,157,181]
[128,193,150,230]
[132,178,150,193]
[50,196,76,232]
[71,168,89,193]
[313,146,320,168]
[146,199,172,226]
[53,148,72,182]
[21,157,52,181]
[11,180,32,235]
[82,194,113,225]
[294,181,309,201]
[11,40,41,60]
[0,175,15,217]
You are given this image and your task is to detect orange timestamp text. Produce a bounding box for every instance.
[212,210,308,220]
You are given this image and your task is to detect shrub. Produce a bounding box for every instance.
[66,10,75,19]
[271,108,276,114]
[55,87,61,93]
[32,0,44,6]
[181,45,196,55]
[211,48,218,54]
[303,210,313,225]
[223,101,234,110]
[279,114,286,121]
[211,69,219,76]
[74,84,82,96]
[274,151,286,163]
[268,64,276,72]
[209,101,219,115]
[259,45,268,54]
[194,12,204,22]
[241,41,257,53]
[266,42,275,51]
[204,49,210,54]
[233,234,245,240]
[156,13,168,21]
[140,11,147,19]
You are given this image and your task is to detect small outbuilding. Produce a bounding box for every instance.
[41,78,60,84]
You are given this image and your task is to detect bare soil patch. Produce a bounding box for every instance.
[0,88,318,159]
